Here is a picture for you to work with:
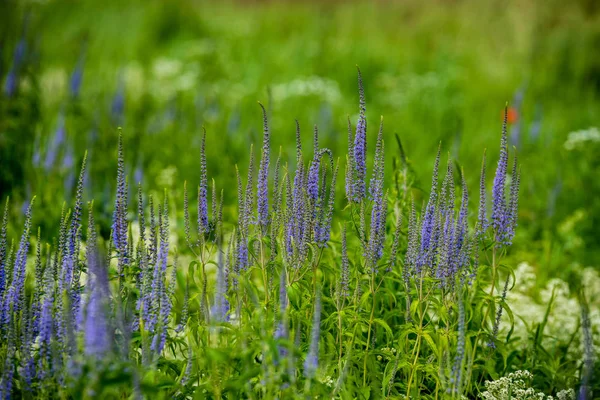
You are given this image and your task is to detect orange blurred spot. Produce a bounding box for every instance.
[504,107,519,124]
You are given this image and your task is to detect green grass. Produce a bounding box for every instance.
[2,0,600,295]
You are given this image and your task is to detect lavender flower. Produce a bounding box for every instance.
[32,228,43,335]
[257,103,270,231]
[0,198,9,300]
[235,166,249,272]
[405,197,419,278]
[505,153,520,246]
[352,67,367,202]
[476,151,488,240]
[68,153,87,321]
[304,288,322,379]
[0,326,16,398]
[345,117,355,201]
[198,128,209,235]
[315,160,338,247]
[246,145,255,225]
[307,142,321,203]
[419,144,441,271]
[367,119,386,269]
[112,130,128,268]
[491,106,509,245]
[6,197,35,315]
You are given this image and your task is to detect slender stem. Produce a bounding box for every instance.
[260,236,269,307]
[362,271,376,386]
[338,301,344,372]
[407,272,426,395]
[466,245,499,387]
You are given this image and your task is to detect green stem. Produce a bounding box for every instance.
[362,272,376,386]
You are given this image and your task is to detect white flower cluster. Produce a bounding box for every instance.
[563,127,600,150]
[319,375,334,387]
[480,370,575,400]
[271,76,342,104]
[500,262,600,356]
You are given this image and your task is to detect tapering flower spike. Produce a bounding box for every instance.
[345,117,355,201]
[476,150,487,240]
[505,151,520,246]
[0,198,9,299]
[307,140,322,203]
[112,129,128,266]
[183,181,192,246]
[137,183,146,248]
[68,153,87,315]
[257,102,270,231]
[235,166,249,273]
[419,143,441,270]
[367,118,386,269]
[352,67,367,202]
[315,159,339,247]
[245,144,255,229]
[295,119,302,164]
[7,197,35,314]
[198,127,209,235]
[491,105,509,244]
[405,196,419,277]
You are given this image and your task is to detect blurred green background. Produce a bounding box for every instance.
[1,0,599,279]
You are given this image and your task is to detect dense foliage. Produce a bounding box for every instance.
[0,69,595,399]
[1,1,599,398]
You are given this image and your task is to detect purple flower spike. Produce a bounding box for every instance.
[476,151,487,240]
[7,197,35,315]
[198,127,209,235]
[257,103,270,231]
[352,67,367,202]
[112,131,129,270]
[419,144,441,272]
[345,117,355,201]
[491,106,509,244]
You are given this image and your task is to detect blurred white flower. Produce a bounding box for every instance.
[271,76,341,104]
[563,127,600,150]
[152,58,183,80]
[500,262,600,357]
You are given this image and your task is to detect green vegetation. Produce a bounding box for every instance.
[0,0,598,398]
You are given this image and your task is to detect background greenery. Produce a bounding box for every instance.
[1,0,599,289]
